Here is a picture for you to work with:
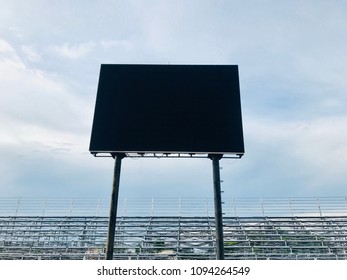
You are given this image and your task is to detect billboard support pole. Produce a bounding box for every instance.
[105,153,126,260]
[209,154,225,260]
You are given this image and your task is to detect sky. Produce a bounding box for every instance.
[0,0,346,200]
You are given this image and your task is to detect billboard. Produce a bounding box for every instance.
[89,64,244,156]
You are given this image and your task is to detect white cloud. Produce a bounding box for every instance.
[0,38,98,196]
[0,38,25,69]
[238,114,347,195]
[50,42,96,59]
[100,39,133,51]
[0,39,92,154]
[21,45,41,63]
[0,38,14,53]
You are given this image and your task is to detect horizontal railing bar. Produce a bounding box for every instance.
[1,197,347,217]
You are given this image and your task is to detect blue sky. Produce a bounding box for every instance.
[0,0,346,199]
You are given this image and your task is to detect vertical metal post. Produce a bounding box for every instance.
[209,154,225,260]
[105,153,125,260]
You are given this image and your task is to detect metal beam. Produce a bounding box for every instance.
[105,153,126,260]
[209,154,225,260]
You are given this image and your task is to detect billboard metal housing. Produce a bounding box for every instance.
[89,64,244,157]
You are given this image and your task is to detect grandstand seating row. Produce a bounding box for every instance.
[1,216,347,260]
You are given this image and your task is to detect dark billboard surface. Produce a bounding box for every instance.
[90,64,244,156]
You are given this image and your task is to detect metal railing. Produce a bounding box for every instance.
[1,197,347,217]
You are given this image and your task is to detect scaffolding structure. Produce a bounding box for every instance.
[1,197,347,260]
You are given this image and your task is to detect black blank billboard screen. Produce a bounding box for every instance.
[89,64,244,155]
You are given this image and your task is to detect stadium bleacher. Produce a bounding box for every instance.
[1,197,347,260]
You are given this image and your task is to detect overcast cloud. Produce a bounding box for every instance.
[0,0,346,200]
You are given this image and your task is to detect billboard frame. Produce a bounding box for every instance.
[89,64,245,157]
